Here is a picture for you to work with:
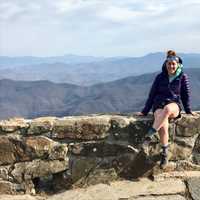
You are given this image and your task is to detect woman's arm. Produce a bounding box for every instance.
[180,73,192,114]
[141,75,159,115]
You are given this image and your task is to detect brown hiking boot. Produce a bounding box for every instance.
[141,136,152,156]
[160,152,168,169]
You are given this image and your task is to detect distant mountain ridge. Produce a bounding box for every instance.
[0,52,200,85]
[0,54,105,67]
[0,68,199,120]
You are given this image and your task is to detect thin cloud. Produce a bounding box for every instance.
[0,0,200,56]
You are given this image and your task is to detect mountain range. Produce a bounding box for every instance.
[0,68,199,120]
[0,53,200,85]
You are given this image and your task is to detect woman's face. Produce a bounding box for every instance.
[166,60,178,75]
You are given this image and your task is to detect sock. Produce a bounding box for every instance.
[146,127,157,137]
[161,144,168,156]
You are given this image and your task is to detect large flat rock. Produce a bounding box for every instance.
[47,178,185,200]
[0,195,45,200]
[187,177,200,200]
[129,195,185,200]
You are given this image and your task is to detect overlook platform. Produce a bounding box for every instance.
[0,113,200,199]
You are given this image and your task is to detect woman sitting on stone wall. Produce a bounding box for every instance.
[138,50,193,169]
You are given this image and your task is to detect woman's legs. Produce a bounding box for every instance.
[159,120,169,146]
[152,103,179,132]
[142,103,180,167]
[158,115,169,167]
[153,108,169,146]
[153,103,179,168]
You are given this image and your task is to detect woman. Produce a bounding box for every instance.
[138,51,193,169]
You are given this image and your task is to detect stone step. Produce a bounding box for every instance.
[128,195,185,200]
[0,194,45,200]
[48,178,186,200]
[153,170,200,181]
[0,177,194,200]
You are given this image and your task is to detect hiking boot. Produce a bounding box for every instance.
[160,152,168,169]
[141,136,152,156]
[140,127,157,155]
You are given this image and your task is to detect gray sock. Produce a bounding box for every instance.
[147,127,157,137]
[161,145,168,155]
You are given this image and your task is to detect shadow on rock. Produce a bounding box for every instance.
[116,151,158,180]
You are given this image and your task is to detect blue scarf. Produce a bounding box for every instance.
[169,64,183,82]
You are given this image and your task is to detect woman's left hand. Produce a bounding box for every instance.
[188,112,199,116]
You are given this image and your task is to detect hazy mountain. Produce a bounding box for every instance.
[0,53,200,86]
[0,68,199,120]
[0,54,129,69]
[0,54,108,68]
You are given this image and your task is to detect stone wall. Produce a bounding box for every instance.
[0,113,200,194]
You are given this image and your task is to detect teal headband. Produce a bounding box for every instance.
[166,56,179,63]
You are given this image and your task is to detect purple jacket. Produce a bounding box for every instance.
[141,67,192,115]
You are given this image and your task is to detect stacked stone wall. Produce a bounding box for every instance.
[0,113,200,194]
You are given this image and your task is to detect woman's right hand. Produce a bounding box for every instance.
[136,112,145,116]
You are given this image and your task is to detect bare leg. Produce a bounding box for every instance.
[141,103,179,159]
[159,120,169,146]
[153,109,169,146]
[154,103,179,169]
[152,103,179,131]
[159,122,170,169]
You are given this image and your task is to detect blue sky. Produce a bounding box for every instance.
[0,0,200,57]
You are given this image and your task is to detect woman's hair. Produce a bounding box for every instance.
[165,50,183,64]
[166,50,176,57]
